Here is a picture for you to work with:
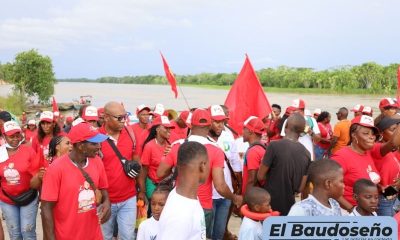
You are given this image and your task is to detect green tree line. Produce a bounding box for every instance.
[57,62,399,94]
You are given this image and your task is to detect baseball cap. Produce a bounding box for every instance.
[66,116,74,124]
[351,104,364,112]
[179,111,190,123]
[304,109,312,117]
[285,106,296,115]
[28,119,36,125]
[191,108,211,126]
[313,108,322,116]
[362,106,373,115]
[40,111,54,122]
[152,116,175,128]
[136,104,151,115]
[376,116,400,132]
[82,106,99,121]
[2,121,22,136]
[351,115,378,133]
[243,116,265,135]
[379,98,398,109]
[209,105,228,121]
[68,122,108,144]
[291,99,306,109]
[0,111,12,122]
[153,104,165,117]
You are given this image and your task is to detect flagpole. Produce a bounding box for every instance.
[178,85,191,110]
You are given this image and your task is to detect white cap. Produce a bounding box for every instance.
[153,103,165,116]
[313,108,322,115]
[40,111,54,122]
[244,116,258,125]
[28,119,36,125]
[2,121,22,136]
[72,117,84,126]
[209,105,227,120]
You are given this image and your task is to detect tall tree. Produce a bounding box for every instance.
[10,49,56,103]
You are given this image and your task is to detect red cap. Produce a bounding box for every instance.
[243,116,265,135]
[68,122,108,144]
[209,105,228,121]
[379,98,397,109]
[351,104,364,112]
[362,106,373,115]
[152,116,175,128]
[2,121,22,136]
[40,111,54,123]
[179,111,190,123]
[285,106,296,115]
[66,116,73,124]
[136,104,151,115]
[291,99,305,109]
[351,115,378,133]
[191,108,211,126]
[82,106,99,121]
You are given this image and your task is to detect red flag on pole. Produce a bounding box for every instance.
[52,96,59,112]
[397,65,400,104]
[160,52,178,98]
[224,54,272,136]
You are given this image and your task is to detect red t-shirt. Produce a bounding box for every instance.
[99,126,137,203]
[41,155,108,240]
[332,144,382,206]
[141,139,167,183]
[374,151,400,188]
[24,129,37,143]
[316,122,332,149]
[163,136,224,209]
[265,119,281,142]
[32,133,65,168]
[242,145,266,194]
[134,127,150,157]
[169,121,188,143]
[0,145,39,205]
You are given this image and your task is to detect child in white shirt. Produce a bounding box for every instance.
[350,179,378,216]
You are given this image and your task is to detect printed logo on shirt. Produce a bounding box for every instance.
[41,145,51,163]
[78,181,96,213]
[3,162,20,185]
[367,165,381,184]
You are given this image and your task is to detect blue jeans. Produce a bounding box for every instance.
[101,196,137,240]
[211,198,231,240]
[0,196,38,240]
[314,144,327,160]
[377,195,396,216]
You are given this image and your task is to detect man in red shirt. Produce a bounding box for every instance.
[131,104,151,158]
[41,122,111,240]
[99,101,142,240]
[169,110,190,142]
[157,108,242,238]
[242,116,267,195]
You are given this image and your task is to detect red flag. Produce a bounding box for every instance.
[397,65,400,104]
[224,54,272,136]
[52,96,59,112]
[160,52,178,98]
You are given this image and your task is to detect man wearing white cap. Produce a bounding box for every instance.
[82,106,99,128]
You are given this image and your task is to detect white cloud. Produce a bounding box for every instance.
[0,0,198,52]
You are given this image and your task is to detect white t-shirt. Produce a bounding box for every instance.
[212,129,242,199]
[238,217,262,240]
[350,208,377,216]
[137,216,159,240]
[280,116,320,160]
[158,188,206,240]
[288,195,343,216]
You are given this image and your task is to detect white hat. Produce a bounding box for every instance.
[2,121,22,136]
[82,106,99,121]
[40,111,54,122]
[28,119,36,125]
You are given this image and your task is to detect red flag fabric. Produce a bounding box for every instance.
[52,96,59,112]
[224,54,272,136]
[397,65,400,104]
[160,52,178,98]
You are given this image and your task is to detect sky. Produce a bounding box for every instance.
[0,0,399,79]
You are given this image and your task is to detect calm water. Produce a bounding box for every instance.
[0,82,388,120]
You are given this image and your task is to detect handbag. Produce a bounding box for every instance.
[2,188,38,206]
[107,139,141,178]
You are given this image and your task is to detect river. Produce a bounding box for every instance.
[0,82,389,121]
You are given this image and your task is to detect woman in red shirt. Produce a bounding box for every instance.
[138,116,174,201]
[315,111,332,160]
[24,119,37,143]
[332,115,400,213]
[0,121,39,239]
[31,111,63,168]
[374,116,400,216]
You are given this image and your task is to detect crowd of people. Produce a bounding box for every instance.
[0,96,400,240]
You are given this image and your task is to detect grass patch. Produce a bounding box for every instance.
[0,92,26,115]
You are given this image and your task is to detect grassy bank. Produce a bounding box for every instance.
[0,93,25,115]
[180,84,394,95]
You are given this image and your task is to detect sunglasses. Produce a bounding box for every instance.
[106,113,127,122]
